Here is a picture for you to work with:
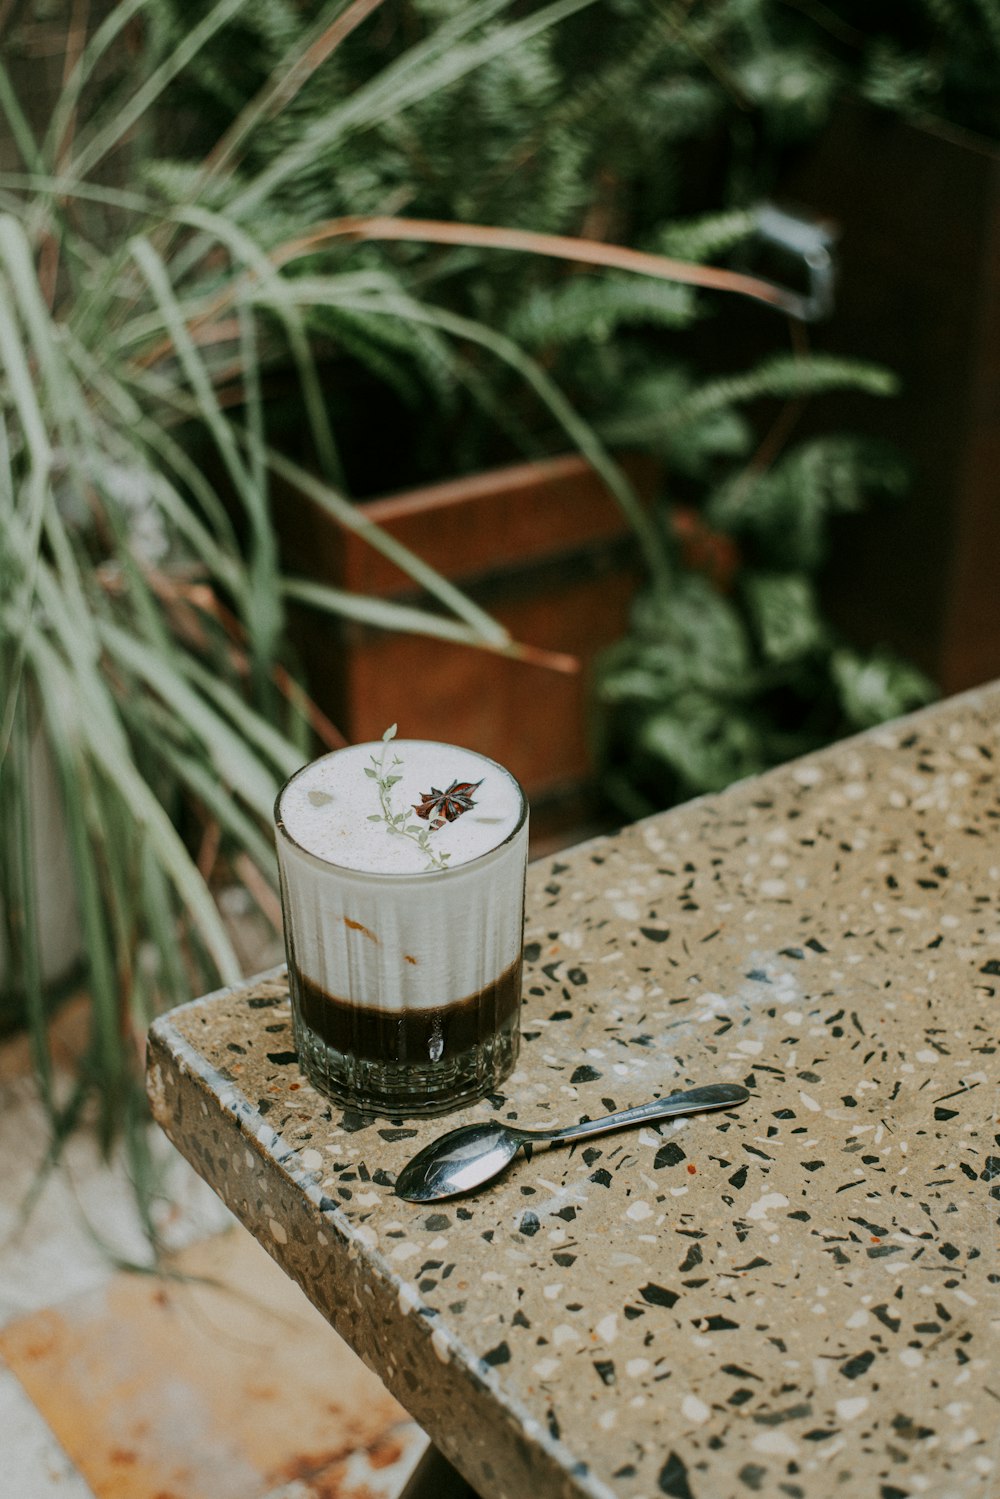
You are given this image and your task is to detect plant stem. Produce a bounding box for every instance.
[370,733,450,871]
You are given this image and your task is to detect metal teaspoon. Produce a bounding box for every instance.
[393,1082,750,1202]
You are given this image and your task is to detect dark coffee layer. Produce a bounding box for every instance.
[290,956,522,1067]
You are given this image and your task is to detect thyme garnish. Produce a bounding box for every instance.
[364,724,452,872]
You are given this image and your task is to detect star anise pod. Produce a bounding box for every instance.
[413,778,483,830]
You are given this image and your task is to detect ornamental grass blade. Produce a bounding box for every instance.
[98,621,281,823]
[281,578,572,673]
[267,449,512,648]
[42,0,151,169]
[31,643,126,1146]
[2,706,52,1106]
[179,659,305,778]
[199,0,386,189]
[129,235,253,501]
[66,0,251,182]
[0,247,54,471]
[228,0,598,220]
[323,283,675,591]
[151,739,279,891]
[0,61,45,175]
[28,622,242,992]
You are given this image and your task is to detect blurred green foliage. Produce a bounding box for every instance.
[141,0,941,824]
[0,0,958,1186]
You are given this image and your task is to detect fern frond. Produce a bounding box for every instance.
[667,354,897,430]
[706,435,909,569]
[594,363,754,471]
[507,272,697,349]
[306,300,460,412]
[649,209,757,263]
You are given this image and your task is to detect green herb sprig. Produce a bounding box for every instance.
[364,724,451,872]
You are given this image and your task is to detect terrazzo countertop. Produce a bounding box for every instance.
[147,685,1000,1499]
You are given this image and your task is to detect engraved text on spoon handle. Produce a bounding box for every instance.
[539,1083,750,1144]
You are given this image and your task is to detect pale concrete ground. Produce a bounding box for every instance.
[0,900,429,1499]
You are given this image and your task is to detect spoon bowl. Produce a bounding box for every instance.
[394,1082,750,1202]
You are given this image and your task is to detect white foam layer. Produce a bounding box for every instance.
[274,741,528,1011]
[277,740,523,874]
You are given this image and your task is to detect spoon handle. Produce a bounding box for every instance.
[536,1083,750,1145]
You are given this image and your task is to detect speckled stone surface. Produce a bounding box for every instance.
[147,685,1000,1499]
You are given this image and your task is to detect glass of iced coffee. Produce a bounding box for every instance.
[274,731,528,1117]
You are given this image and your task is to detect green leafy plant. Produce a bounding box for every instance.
[0,0,643,1169]
[0,0,842,1179]
[145,0,939,811]
[594,427,935,817]
[0,0,942,1216]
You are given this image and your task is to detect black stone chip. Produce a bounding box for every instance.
[571,1065,602,1084]
[839,1349,875,1379]
[892,1414,935,1439]
[482,1341,511,1367]
[640,1282,679,1309]
[738,1464,767,1491]
[654,1141,687,1170]
[265,1050,298,1065]
[851,1216,889,1237]
[640,926,671,943]
[658,1451,694,1498]
[753,1402,812,1426]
